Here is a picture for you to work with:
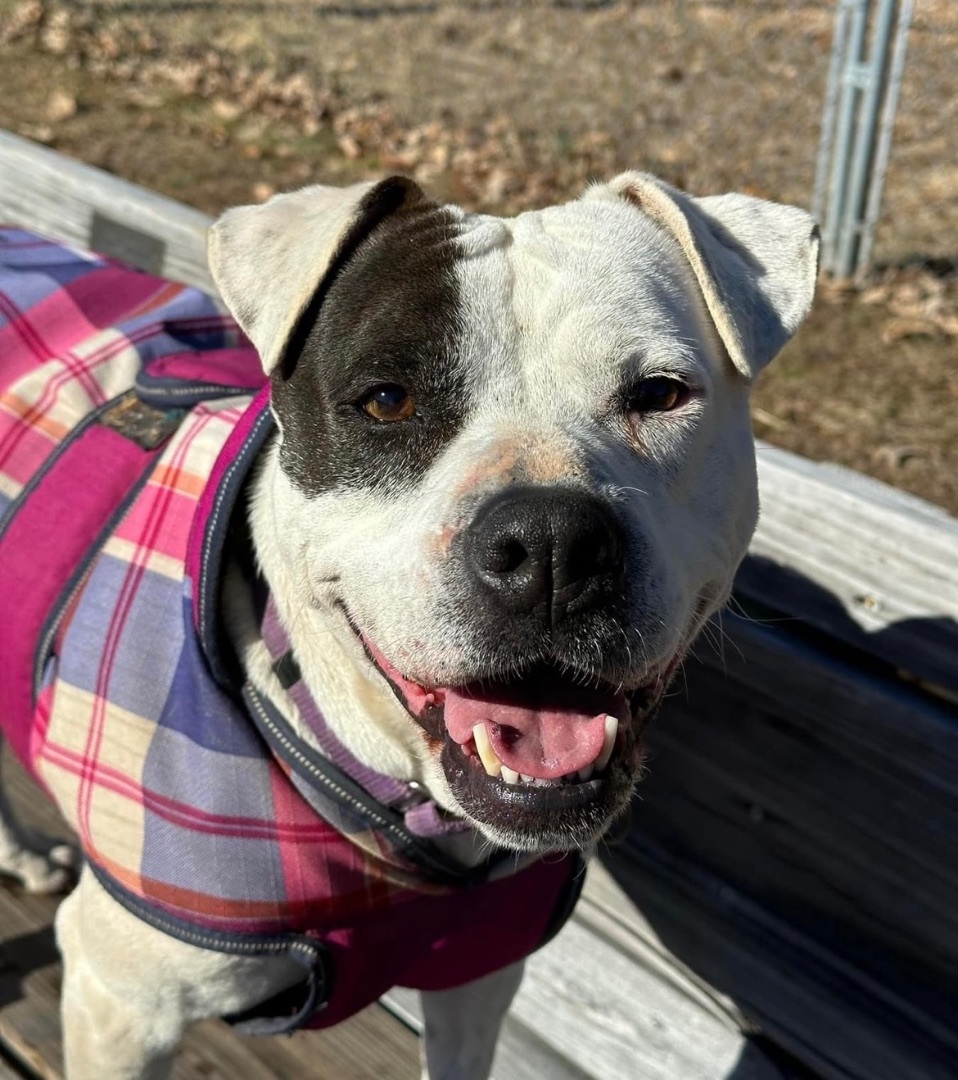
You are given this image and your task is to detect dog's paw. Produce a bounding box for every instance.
[0,840,77,894]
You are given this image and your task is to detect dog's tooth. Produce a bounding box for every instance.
[577,763,594,782]
[472,723,502,778]
[520,773,534,784]
[501,766,520,785]
[594,715,619,772]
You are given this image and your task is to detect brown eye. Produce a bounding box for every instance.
[627,376,689,414]
[360,384,415,422]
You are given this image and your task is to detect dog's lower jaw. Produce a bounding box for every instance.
[456,783,636,855]
[435,708,650,854]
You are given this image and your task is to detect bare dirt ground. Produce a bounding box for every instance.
[1,0,956,511]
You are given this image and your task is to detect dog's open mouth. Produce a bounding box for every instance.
[358,628,672,848]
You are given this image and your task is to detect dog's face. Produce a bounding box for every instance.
[210,174,818,853]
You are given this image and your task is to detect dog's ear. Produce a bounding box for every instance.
[585,172,820,379]
[208,177,426,374]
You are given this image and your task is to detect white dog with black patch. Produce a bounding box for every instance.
[0,171,817,1079]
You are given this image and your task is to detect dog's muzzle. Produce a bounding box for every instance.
[354,486,673,851]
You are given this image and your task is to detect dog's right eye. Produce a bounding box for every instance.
[626,376,690,414]
[359,384,416,422]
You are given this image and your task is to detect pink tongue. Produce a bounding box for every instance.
[445,685,626,780]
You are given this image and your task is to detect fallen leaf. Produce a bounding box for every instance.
[47,89,78,123]
[880,317,939,345]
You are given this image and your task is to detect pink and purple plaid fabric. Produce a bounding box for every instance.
[0,228,581,1030]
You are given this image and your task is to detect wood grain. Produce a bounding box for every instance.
[625,612,958,1078]
[749,444,958,694]
[0,131,215,295]
[600,840,956,1080]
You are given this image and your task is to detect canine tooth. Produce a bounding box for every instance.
[501,766,520,785]
[472,724,502,778]
[594,715,618,772]
[577,764,594,782]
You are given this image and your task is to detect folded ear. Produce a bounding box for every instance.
[208,176,427,374]
[585,172,820,379]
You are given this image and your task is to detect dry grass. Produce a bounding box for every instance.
[1,0,955,510]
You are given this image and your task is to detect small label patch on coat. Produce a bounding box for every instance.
[99,392,185,451]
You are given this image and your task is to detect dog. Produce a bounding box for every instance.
[0,171,817,1078]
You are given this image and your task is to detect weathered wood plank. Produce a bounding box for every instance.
[601,839,956,1080]
[748,444,958,694]
[0,131,216,294]
[649,613,958,990]
[623,613,958,1077]
[0,751,421,1080]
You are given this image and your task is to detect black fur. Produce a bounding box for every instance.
[271,178,470,496]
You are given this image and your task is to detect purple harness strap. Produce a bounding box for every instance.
[260,597,470,838]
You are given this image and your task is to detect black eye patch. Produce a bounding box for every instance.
[270,200,471,496]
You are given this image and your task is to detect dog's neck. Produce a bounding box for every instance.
[226,437,492,867]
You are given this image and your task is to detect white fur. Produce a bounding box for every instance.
[209,180,379,374]
[0,172,818,1078]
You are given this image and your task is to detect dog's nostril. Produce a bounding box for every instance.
[488,539,529,575]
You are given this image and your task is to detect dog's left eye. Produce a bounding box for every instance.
[359,384,416,422]
[627,377,690,414]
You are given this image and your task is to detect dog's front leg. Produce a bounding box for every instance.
[419,959,524,1080]
[56,865,305,1079]
[56,873,184,1080]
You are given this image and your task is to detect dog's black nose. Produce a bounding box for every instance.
[466,487,625,624]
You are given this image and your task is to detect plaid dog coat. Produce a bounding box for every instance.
[0,228,582,1032]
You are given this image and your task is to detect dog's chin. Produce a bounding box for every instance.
[354,625,673,853]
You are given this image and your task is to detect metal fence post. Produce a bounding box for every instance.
[813,0,914,280]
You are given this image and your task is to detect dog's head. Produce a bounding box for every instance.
[209,173,818,853]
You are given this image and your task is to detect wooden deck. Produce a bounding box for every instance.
[2,130,957,1078]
